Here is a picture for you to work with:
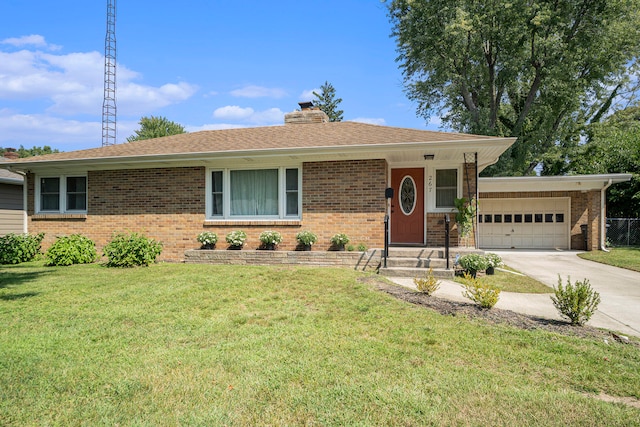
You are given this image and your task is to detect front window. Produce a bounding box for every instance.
[38,175,87,213]
[40,177,60,211]
[436,169,457,208]
[207,167,300,219]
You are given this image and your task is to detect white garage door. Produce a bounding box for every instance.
[479,198,570,249]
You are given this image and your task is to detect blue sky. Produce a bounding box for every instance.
[0,0,442,152]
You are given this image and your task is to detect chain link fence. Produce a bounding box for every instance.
[607,218,640,247]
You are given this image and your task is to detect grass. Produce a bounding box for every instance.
[1,262,640,426]
[455,266,553,294]
[578,247,640,272]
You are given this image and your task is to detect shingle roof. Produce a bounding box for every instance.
[6,121,500,164]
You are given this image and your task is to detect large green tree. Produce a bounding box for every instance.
[312,81,344,122]
[126,116,186,142]
[567,106,640,217]
[387,0,640,176]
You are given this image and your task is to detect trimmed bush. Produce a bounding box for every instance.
[413,268,441,296]
[458,253,489,274]
[461,273,500,309]
[45,234,97,266]
[103,232,163,267]
[551,276,601,326]
[0,233,44,264]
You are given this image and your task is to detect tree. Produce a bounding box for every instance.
[387,0,640,176]
[0,145,60,158]
[126,116,186,142]
[312,81,344,122]
[566,106,640,217]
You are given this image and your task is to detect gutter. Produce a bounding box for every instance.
[601,178,613,252]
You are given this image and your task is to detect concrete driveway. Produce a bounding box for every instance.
[493,250,640,338]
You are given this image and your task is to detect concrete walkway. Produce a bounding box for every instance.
[388,249,640,338]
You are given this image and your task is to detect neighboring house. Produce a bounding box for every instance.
[0,154,25,235]
[0,105,630,261]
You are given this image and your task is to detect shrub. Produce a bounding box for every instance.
[346,244,355,251]
[226,230,247,248]
[197,231,218,248]
[45,234,97,266]
[0,233,44,264]
[357,243,368,252]
[461,273,500,309]
[103,232,163,267]
[413,268,441,296]
[330,233,350,246]
[551,276,601,326]
[484,253,503,268]
[259,230,282,246]
[296,230,318,246]
[458,253,489,273]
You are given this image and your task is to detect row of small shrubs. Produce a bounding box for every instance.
[0,233,44,264]
[415,266,601,326]
[1,232,162,267]
[197,230,366,250]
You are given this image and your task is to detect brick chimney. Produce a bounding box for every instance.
[3,148,18,160]
[284,102,329,125]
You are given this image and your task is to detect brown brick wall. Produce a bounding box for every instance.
[479,190,602,250]
[26,160,389,261]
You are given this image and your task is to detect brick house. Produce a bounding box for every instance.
[0,106,630,261]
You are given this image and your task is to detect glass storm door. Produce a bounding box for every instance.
[390,168,424,244]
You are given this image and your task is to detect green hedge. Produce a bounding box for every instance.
[45,234,98,266]
[0,233,44,264]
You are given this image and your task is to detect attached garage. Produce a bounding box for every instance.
[479,198,570,249]
[478,174,632,251]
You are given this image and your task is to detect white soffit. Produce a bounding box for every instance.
[479,174,633,193]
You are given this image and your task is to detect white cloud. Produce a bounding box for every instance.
[230,85,287,99]
[213,105,255,120]
[0,113,101,150]
[299,88,319,101]
[351,117,386,126]
[212,105,285,125]
[0,34,61,51]
[0,45,197,116]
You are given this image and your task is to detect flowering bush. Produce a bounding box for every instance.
[484,253,503,268]
[330,233,350,246]
[225,230,247,247]
[197,231,218,248]
[259,230,283,246]
[458,253,489,273]
[296,230,318,246]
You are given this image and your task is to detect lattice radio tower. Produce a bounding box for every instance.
[102,0,117,146]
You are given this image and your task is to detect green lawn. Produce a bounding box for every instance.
[578,247,640,272]
[455,266,553,294]
[1,262,639,426]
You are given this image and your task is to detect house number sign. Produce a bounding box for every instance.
[428,175,433,193]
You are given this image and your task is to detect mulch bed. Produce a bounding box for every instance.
[359,276,638,347]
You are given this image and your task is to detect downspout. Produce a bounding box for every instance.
[601,178,612,252]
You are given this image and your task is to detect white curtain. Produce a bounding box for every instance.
[230,169,278,215]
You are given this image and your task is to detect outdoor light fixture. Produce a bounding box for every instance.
[424,154,435,160]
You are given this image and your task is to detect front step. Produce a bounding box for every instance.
[378,247,484,279]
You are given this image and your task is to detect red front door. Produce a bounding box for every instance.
[390,168,424,244]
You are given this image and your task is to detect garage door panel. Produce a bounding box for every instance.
[479,198,569,249]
